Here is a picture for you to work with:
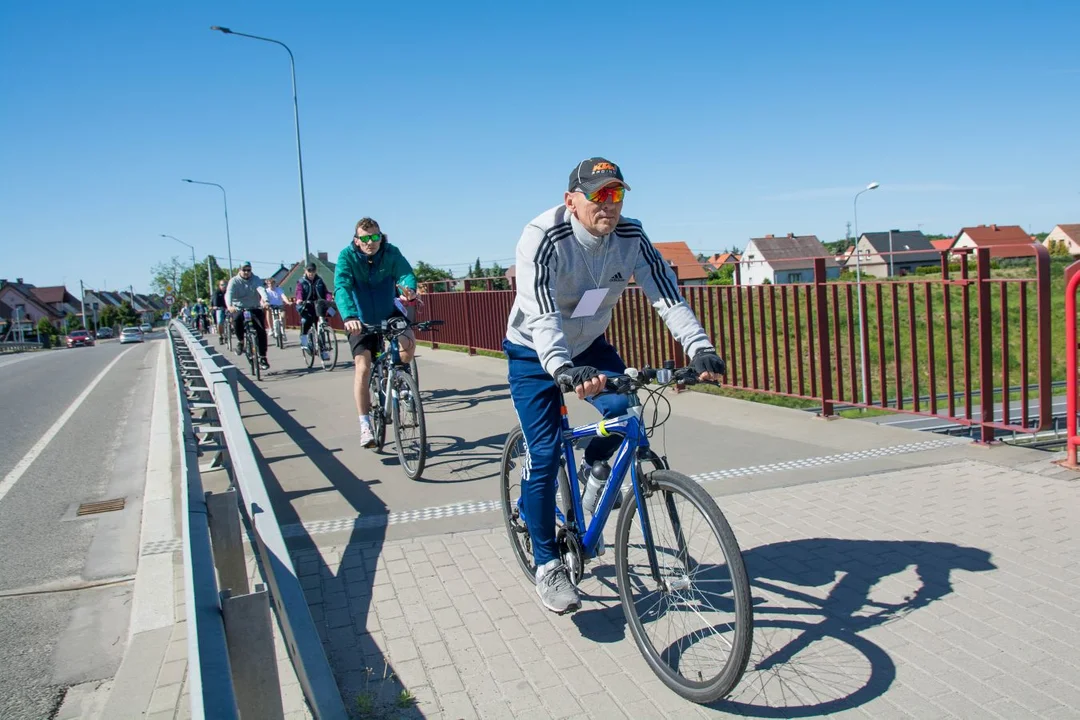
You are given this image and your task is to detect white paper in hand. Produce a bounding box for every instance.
[571,287,610,318]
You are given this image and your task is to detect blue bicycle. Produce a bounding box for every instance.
[500,363,754,703]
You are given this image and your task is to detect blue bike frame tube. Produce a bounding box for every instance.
[559,407,587,533]
[581,435,635,554]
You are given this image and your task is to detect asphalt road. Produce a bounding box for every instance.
[0,336,161,719]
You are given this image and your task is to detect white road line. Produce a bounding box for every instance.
[0,347,135,504]
[274,438,964,538]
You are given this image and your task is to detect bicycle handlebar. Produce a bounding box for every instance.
[366,317,444,337]
[556,364,716,395]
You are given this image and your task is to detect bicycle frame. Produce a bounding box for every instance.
[559,396,663,581]
[375,334,404,421]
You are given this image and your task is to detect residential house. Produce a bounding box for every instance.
[705,252,741,272]
[853,230,941,277]
[930,237,956,253]
[740,234,840,285]
[1043,224,1080,256]
[30,286,81,320]
[652,242,709,286]
[0,279,62,333]
[270,264,295,285]
[952,225,1037,259]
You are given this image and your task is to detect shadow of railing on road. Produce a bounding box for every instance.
[237,373,411,715]
[378,432,506,485]
[570,536,995,717]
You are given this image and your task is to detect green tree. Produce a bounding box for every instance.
[63,312,81,332]
[486,263,510,290]
[36,317,57,339]
[414,261,454,292]
[117,302,140,327]
[1049,238,1070,257]
[707,264,736,285]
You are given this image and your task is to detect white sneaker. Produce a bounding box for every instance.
[300,335,309,350]
[360,421,375,448]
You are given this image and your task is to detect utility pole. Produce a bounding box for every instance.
[80,280,87,330]
[206,257,213,300]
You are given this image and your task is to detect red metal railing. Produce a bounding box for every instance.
[1065,260,1080,464]
[325,247,1057,443]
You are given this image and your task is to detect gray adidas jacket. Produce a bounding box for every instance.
[506,205,715,377]
[225,273,267,310]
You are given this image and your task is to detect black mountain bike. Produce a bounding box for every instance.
[367,317,443,479]
[302,306,339,371]
[240,309,263,381]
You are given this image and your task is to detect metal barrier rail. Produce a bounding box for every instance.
[0,340,42,353]
[1064,261,1080,465]
[170,320,347,719]
[170,327,240,719]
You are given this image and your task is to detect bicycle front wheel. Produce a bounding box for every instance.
[391,370,426,478]
[323,326,339,371]
[276,322,284,349]
[304,329,316,368]
[614,469,753,704]
[410,355,419,387]
[500,426,536,582]
[368,370,386,452]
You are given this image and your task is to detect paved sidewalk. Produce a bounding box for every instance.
[292,458,1080,719]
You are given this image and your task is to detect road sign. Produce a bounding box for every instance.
[162,312,171,321]
[164,294,175,306]
[166,285,173,293]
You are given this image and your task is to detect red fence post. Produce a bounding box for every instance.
[976,248,994,443]
[463,280,476,356]
[1065,260,1080,466]
[813,258,834,417]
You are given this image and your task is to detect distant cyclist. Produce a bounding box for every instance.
[263,277,292,337]
[295,262,334,352]
[211,279,228,343]
[225,262,271,370]
[192,298,209,333]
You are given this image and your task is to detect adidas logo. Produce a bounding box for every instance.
[608,272,624,282]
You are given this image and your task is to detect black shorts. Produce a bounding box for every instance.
[349,310,407,358]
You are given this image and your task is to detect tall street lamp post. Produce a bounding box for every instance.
[210,26,311,264]
[161,234,199,299]
[182,179,233,274]
[853,181,880,406]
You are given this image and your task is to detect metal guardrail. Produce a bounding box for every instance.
[169,327,240,719]
[0,340,42,353]
[169,320,347,719]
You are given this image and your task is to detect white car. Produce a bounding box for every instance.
[140,323,153,333]
[120,326,144,344]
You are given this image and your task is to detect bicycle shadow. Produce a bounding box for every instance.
[571,537,995,717]
[421,384,511,414]
[378,432,505,483]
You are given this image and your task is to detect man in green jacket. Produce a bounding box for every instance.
[335,217,418,447]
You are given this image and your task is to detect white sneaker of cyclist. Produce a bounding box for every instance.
[300,335,309,349]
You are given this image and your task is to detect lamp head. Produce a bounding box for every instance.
[867,182,880,190]
[210,26,232,34]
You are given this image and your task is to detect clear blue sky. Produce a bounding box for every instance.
[2,1,1077,294]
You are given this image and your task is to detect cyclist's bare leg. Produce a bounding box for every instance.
[353,349,374,415]
[398,330,415,364]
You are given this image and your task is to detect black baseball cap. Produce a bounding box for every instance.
[306,262,317,271]
[568,157,630,194]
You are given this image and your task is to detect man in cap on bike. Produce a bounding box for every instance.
[335,218,418,447]
[296,261,335,350]
[504,157,726,613]
[225,261,271,370]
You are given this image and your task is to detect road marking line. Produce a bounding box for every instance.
[276,438,964,537]
[0,347,135,504]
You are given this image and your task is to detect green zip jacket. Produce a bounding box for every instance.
[334,241,417,324]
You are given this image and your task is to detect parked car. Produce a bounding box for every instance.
[66,329,94,348]
[96,327,114,339]
[120,326,144,344]
[140,323,153,333]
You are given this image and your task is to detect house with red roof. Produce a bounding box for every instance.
[651,242,710,286]
[1043,224,1080,256]
[952,225,1038,259]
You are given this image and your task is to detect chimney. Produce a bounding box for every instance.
[16,278,23,284]
[787,233,795,238]
[765,234,775,238]
[318,251,328,262]
[990,224,998,231]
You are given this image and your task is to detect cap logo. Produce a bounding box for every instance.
[592,162,616,174]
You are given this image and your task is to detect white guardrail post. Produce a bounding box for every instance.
[169,320,347,720]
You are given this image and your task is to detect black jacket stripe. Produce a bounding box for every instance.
[637,237,681,302]
[532,223,571,314]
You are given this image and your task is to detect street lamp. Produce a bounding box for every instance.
[852,181,880,406]
[161,234,200,299]
[210,25,311,265]
[182,179,233,274]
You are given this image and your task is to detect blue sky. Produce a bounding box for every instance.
[1,1,1077,293]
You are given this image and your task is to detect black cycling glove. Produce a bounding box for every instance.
[553,364,602,391]
[689,350,726,377]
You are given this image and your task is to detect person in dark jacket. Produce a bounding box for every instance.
[211,279,228,343]
[295,263,334,347]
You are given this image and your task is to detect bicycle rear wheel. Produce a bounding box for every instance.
[391,370,426,479]
[276,320,284,349]
[247,329,260,380]
[614,469,753,704]
[410,355,419,387]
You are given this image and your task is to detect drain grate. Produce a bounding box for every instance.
[77,498,126,516]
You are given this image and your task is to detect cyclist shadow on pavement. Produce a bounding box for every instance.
[236,373,415,716]
[571,536,994,717]
[382,432,506,484]
[421,384,511,414]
